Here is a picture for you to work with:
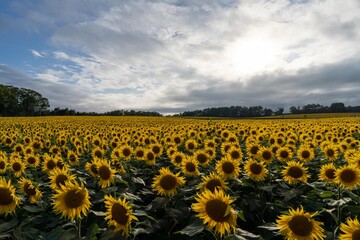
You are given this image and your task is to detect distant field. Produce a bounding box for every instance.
[258,112,360,119]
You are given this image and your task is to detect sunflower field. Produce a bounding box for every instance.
[0,116,359,240]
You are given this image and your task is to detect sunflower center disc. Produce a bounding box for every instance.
[99,166,111,180]
[340,169,356,183]
[56,174,69,188]
[123,148,131,157]
[64,189,85,208]
[47,161,56,170]
[230,151,240,159]
[160,175,177,190]
[288,166,303,178]
[24,183,36,196]
[27,157,36,164]
[206,179,222,192]
[111,203,129,225]
[250,146,259,155]
[327,149,334,157]
[147,152,155,161]
[69,155,76,162]
[12,162,22,172]
[152,146,160,154]
[325,169,336,179]
[262,151,272,160]
[187,143,195,150]
[301,151,310,159]
[0,161,5,169]
[197,154,207,164]
[91,164,98,174]
[95,151,102,158]
[205,199,230,222]
[136,150,144,158]
[280,151,289,159]
[352,230,360,240]
[250,163,262,174]
[288,215,313,236]
[222,162,235,174]
[174,156,182,164]
[0,188,14,205]
[186,163,196,172]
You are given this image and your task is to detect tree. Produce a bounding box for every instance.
[330,102,346,113]
[275,107,284,115]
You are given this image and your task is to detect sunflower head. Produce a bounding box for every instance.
[10,159,26,178]
[96,159,116,188]
[181,156,200,177]
[199,172,228,193]
[170,151,186,167]
[244,159,268,181]
[339,217,360,240]
[215,156,240,179]
[19,178,42,204]
[192,188,237,237]
[152,167,185,196]
[335,165,360,190]
[52,181,91,221]
[282,160,309,185]
[276,206,325,240]
[104,195,138,236]
[257,147,273,163]
[297,145,315,162]
[0,178,20,216]
[194,150,211,166]
[0,157,7,174]
[318,163,337,183]
[49,168,76,190]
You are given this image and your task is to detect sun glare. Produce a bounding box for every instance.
[226,38,280,76]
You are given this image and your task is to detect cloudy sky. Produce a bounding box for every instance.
[0,0,359,114]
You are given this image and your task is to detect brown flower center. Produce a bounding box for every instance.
[280,150,289,159]
[301,150,310,159]
[231,150,241,159]
[205,199,230,222]
[0,187,14,205]
[262,151,272,160]
[47,160,56,170]
[27,157,36,164]
[206,179,222,192]
[0,161,5,169]
[326,149,335,157]
[146,152,155,161]
[24,182,36,196]
[187,142,195,150]
[111,203,129,225]
[56,174,69,188]
[64,189,86,208]
[288,166,303,178]
[250,146,259,155]
[186,162,196,172]
[152,146,161,154]
[325,169,336,179]
[99,166,111,180]
[288,215,313,236]
[352,230,360,240]
[196,154,208,164]
[12,162,22,172]
[174,155,183,164]
[159,175,177,190]
[90,164,98,174]
[222,162,235,174]
[122,148,131,157]
[340,169,356,183]
[250,163,262,174]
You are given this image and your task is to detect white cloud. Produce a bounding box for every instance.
[4,0,360,114]
[30,49,45,58]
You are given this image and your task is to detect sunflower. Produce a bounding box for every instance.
[257,146,273,163]
[52,181,91,221]
[297,145,315,162]
[0,178,20,216]
[10,158,26,177]
[170,151,186,167]
[276,206,325,240]
[172,134,183,146]
[91,147,104,159]
[194,150,211,166]
[49,145,62,156]
[226,146,243,162]
[96,159,116,188]
[67,150,79,166]
[24,153,40,167]
[150,143,163,157]
[104,195,138,236]
[199,172,228,193]
[18,178,42,204]
[244,159,268,181]
[0,157,7,174]
[276,146,293,162]
[204,147,216,160]
[42,156,58,173]
[143,149,156,165]
[119,145,132,160]
[181,156,200,177]
[282,161,310,185]
[318,163,337,183]
[215,156,240,179]
[152,167,185,196]
[338,217,360,240]
[49,168,76,190]
[246,142,261,157]
[13,144,24,155]
[85,159,99,177]
[185,139,198,153]
[192,188,237,237]
[335,165,360,190]
[220,142,234,156]
[134,147,145,160]
[322,144,339,161]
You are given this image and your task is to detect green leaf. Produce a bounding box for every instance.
[257,223,279,231]
[236,228,260,239]
[102,186,118,195]
[86,223,100,240]
[132,177,146,186]
[318,191,334,198]
[146,197,170,211]
[23,205,44,213]
[59,228,78,240]
[176,218,204,237]
[90,210,107,217]
[0,217,18,232]
[237,211,246,222]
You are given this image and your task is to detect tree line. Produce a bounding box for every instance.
[0,84,161,116]
[180,103,360,117]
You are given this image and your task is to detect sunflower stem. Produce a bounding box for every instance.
[336,186,342,227]
[78,219,82,238]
